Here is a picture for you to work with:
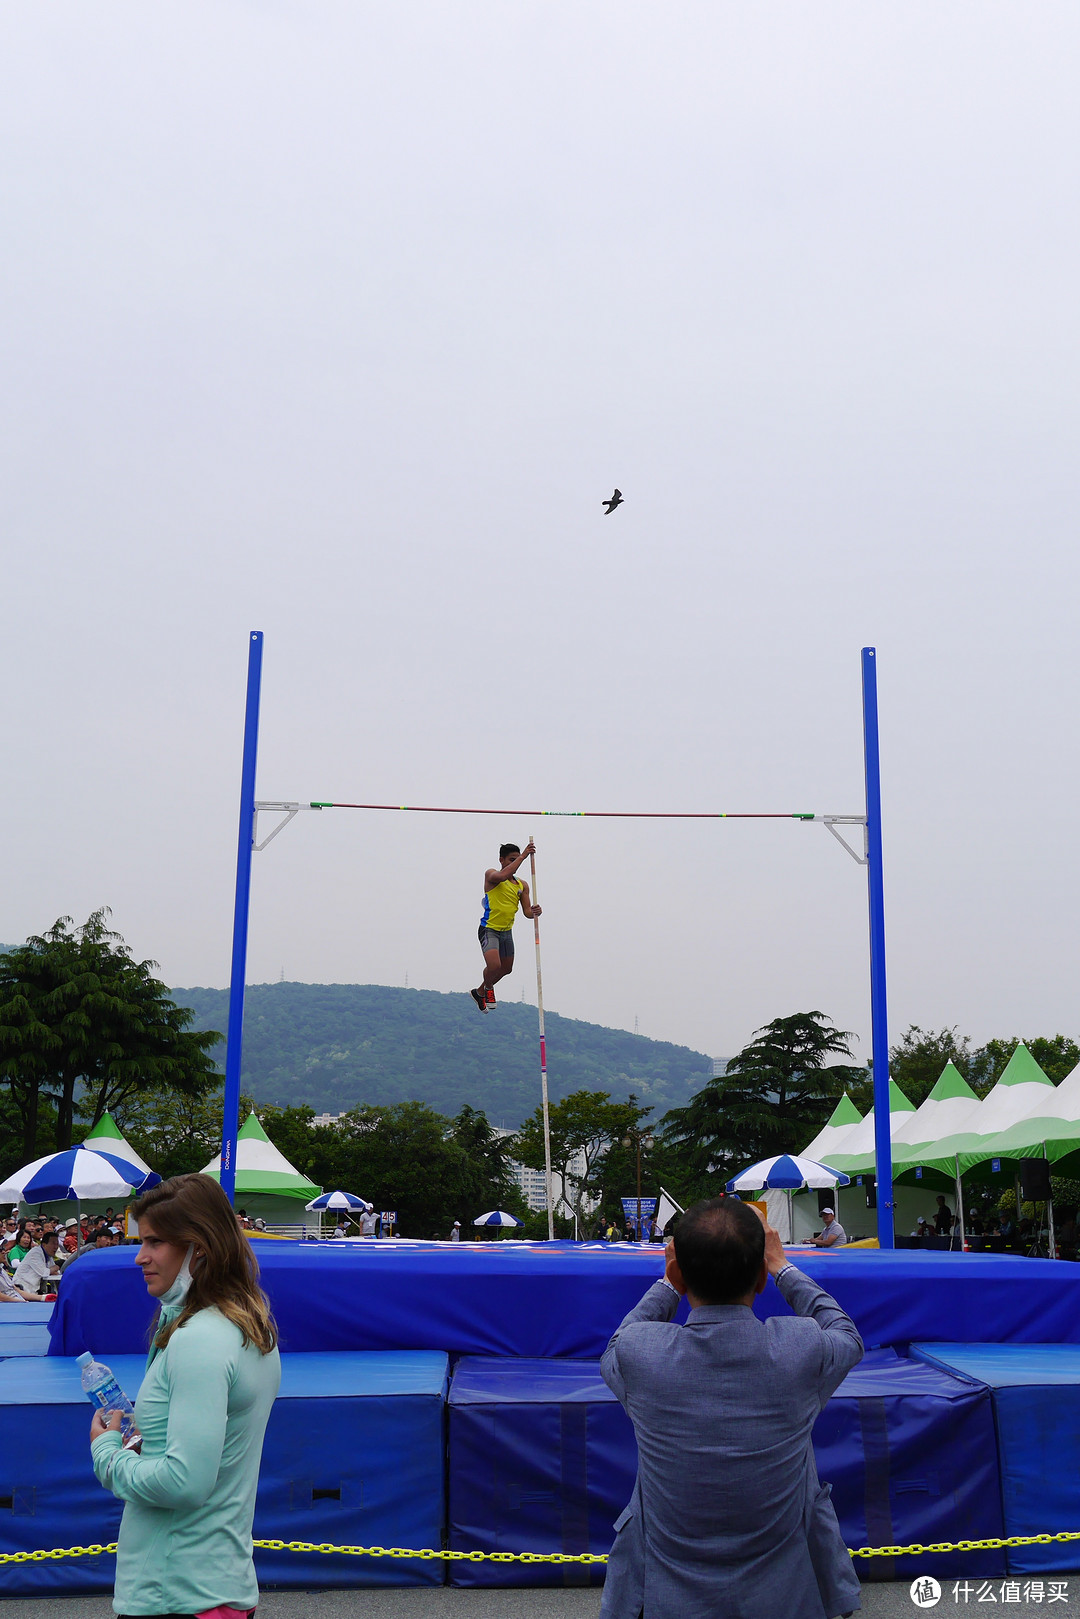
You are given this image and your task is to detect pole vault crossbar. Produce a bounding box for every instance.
[256,801,867,828]
[223,637,894,1247]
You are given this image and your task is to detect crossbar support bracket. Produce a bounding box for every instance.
[253,801,323,853]
[821,815,869,866]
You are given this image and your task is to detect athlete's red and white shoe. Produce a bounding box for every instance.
[485,987,497,1009]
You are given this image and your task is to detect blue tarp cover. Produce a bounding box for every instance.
[448,1356,637,1587]
[48,1242,1080,1358]
[0,1351,447,1595]
[814,1348,1005,1580]
[912,1343,1080,1575]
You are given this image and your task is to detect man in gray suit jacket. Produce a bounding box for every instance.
[600,1197,863,1619]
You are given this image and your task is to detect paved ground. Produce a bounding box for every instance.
[4,1578,1080,1618]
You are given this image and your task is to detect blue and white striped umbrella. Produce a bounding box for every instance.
[305,1190,372,1212]
[473,1209,523,1227]
[0,1144,160,1204]
[726,1154,850,1193]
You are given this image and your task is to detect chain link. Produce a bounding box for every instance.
[6,1530,1080,1566]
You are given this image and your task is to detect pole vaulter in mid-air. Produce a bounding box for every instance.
[470,840,542,1013]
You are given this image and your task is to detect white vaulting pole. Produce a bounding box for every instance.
[530,836,555,1240]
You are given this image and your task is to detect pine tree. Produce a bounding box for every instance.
[661,1012,863,1187]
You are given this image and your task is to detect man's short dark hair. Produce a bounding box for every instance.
[499,843,520,859]
[40,1231,59,1249]
[673,1197,765,1304]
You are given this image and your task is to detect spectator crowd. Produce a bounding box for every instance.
[0,1209,128,1301]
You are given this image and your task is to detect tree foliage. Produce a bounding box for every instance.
[0,912,221,1171]
[661,1012,863,1185]
[874,1026,1080,1113]
[111,1086,236,1183]
[256,1100,524,1238]
[513,1089,653,1231]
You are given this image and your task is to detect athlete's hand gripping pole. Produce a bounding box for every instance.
[530,836,555,1242]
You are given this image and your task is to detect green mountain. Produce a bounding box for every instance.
[172,982,713,1127]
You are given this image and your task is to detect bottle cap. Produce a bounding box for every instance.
[76,1351,93,1367]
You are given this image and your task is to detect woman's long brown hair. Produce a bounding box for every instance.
[134,1173,276,1354]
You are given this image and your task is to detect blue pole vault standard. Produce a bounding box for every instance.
[220,631,264,1206]
[861,646,893,1249]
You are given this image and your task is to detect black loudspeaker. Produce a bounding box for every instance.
[864,1177,877,1209]
[817,1190,835,1218]
[1020,1158,1052,1201]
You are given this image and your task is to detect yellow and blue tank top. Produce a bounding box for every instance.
[481,877,523,931]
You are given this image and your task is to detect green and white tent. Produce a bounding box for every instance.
[81,1111,154,1181]
[913,1044,1055,1179]
[965,1060,1080,1177]
[200,1111,322,1202]
[827,1080,917,1176]
[891,1063,983,1166]
[801,1093,864,1165]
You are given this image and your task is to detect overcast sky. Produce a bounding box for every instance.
[3,3,1078,1067]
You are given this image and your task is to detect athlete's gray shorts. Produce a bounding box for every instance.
[478,925,514,961]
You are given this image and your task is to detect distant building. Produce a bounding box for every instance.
[712,1058,727,1079]
[311,1111,349,1128]
[495,1128,593,1220]
[511,1160,551,1212]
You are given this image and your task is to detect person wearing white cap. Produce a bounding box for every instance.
[450,1221,461,1242]
[808,1208,847,1248]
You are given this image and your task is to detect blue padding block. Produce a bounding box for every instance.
[447,1356,637,1588]
[3,1302,54,1324]
[0,1355,146,1594]
[0,1324,52,1356]
[814,1348,1005,1581]
[912,1343,1080,1574]
[0,1352,447,1595]
[254,1351,448,1588]
[54,1243,1080,1360]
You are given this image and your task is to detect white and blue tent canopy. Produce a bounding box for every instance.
[473,1210,523,1227]
[305,1190,373,1212]
[726,1153,851,1193]
[0,1145,161,1204]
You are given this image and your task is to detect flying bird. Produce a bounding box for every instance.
[602,488,624,514]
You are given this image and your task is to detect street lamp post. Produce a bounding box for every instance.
[622,1129,655,1240]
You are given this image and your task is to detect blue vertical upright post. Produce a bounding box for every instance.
[220,631,264,1205]
[861,646,893,1248]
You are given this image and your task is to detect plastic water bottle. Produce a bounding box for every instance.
[76,1351,137,1440]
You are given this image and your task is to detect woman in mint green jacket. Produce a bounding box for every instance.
[90,1173,280,1619]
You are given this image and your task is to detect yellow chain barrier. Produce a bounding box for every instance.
[6,1531,1080,1566]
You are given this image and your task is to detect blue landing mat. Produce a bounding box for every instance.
[448,1356,636,1587]
[912,1343,1080,1576]
[48,1242,1080,1358]
[0,1323,51,1356]
[0,1301,54,1323]
[814,1348,1005,1581]
[0,1351,448,1595]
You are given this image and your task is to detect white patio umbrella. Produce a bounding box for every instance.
[726,1154,851,1192]
[304,1190,372,1211]
[473,1210,523,1227]
[0,1145,159,1204]
[726,1154,850,1244]
[0,1144,161,1256]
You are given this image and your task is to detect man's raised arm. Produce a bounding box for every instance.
[758,1212,863,1399]
[600,1247,682,1401]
